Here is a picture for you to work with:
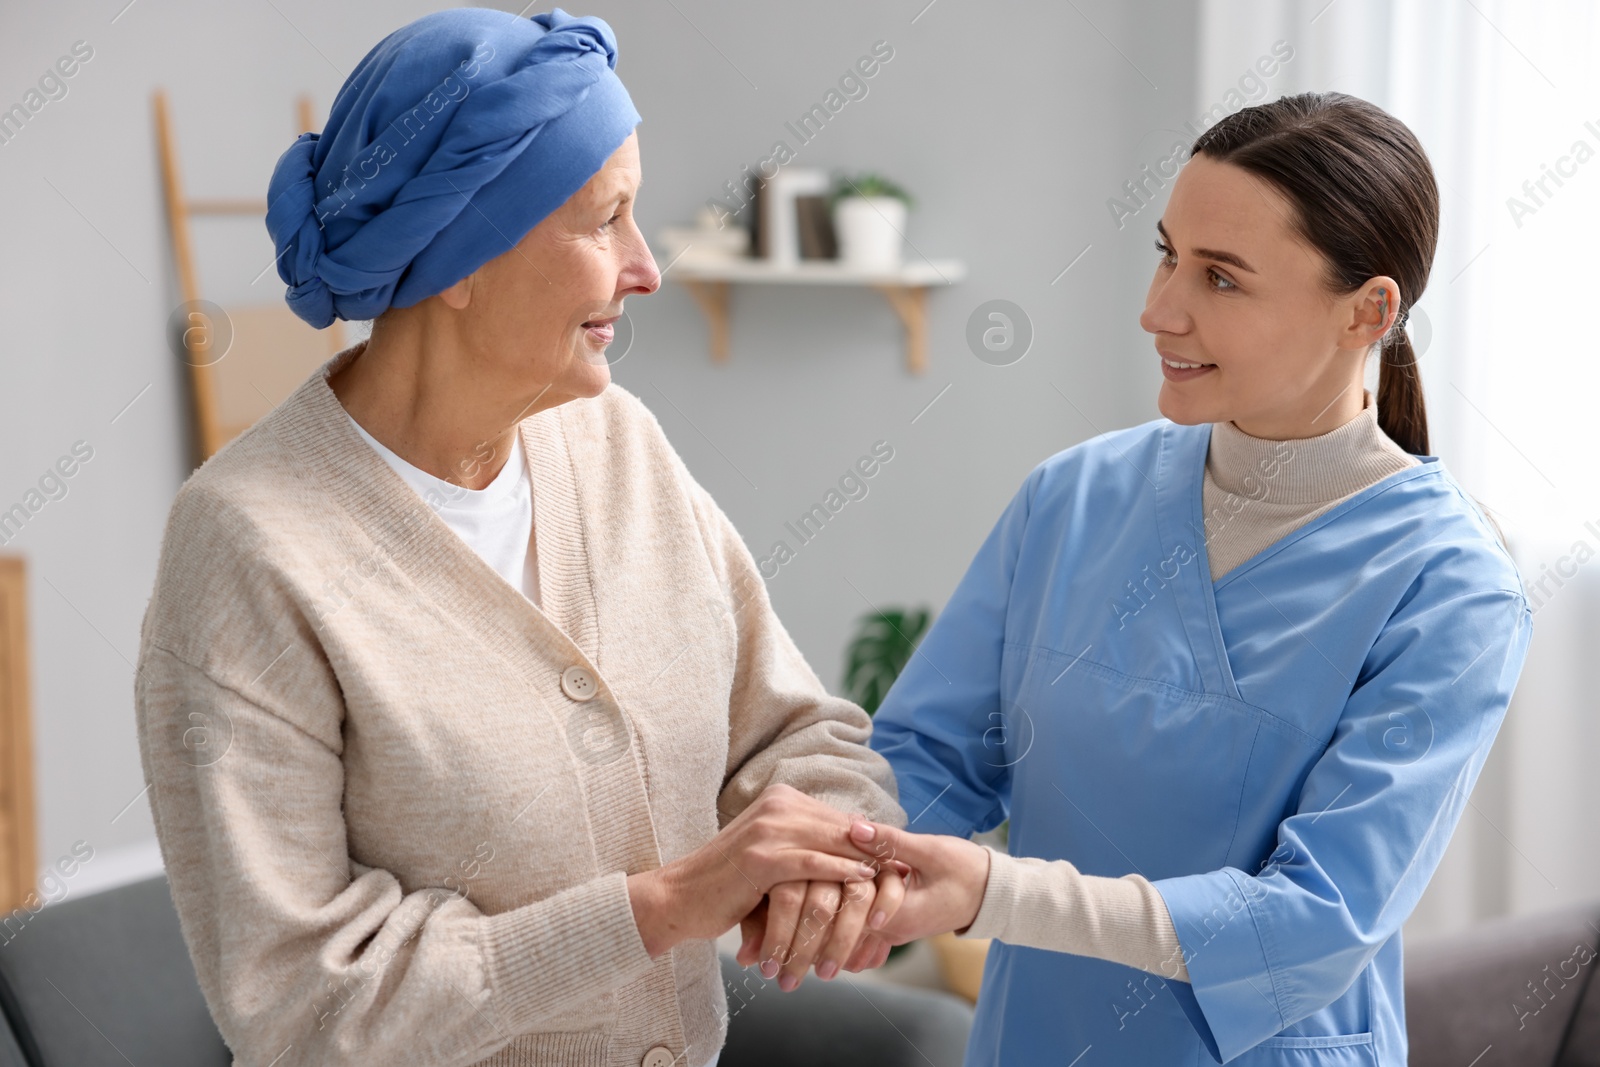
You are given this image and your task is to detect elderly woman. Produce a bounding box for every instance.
[132,9,907,1067]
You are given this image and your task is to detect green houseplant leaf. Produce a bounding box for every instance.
[827,171,915,212]
[843,608,931,717]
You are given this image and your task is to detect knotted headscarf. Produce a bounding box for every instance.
[265,7,641,328]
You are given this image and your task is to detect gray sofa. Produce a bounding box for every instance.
[1403,904,1600,1067]
[0,875,971,1066]
[0,874,1592,1065]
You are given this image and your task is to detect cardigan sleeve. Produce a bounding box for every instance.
[134,642,657,1067]
[674,472,906,833]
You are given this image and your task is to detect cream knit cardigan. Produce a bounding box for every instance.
[133,341,907,1067]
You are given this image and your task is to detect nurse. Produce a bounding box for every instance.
[857,91,1533,1066]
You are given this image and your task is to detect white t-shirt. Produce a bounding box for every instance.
[345,411,540,607]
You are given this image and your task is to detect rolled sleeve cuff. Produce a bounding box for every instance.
[805,783,907,831]
[1153,868,1284,1064]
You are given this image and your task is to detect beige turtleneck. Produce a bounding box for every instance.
[1202,389,1419,581]
[955,389,1418,984]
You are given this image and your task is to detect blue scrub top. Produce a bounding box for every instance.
[869,417,1532,1066]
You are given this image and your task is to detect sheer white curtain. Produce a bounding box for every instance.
[1196,0,1600,938]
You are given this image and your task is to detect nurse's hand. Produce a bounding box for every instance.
[626,784,883,959]
[842,819,991,945]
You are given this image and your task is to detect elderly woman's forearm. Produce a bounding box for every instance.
[681,469,906,829]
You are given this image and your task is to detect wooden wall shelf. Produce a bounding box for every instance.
[669,257,966,374]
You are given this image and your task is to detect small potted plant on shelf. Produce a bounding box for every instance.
[828,172,914,271]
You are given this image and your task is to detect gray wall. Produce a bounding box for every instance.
[0,0,1203,889]
[590,0,1200,691]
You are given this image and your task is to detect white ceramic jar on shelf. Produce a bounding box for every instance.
[833,195,907,270]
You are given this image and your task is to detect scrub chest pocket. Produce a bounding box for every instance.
[1002,644,1328,884]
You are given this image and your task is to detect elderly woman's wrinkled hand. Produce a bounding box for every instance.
[626,784,886,959]
[732,868,908,989]
[730,812,914,990]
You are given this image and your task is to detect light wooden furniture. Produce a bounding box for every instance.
[153,90,346,467]
[0,557,38,914]
[929,931,991,1004]
[671,257,966,374]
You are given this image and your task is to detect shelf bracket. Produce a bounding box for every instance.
[681,279,731,363]
[871,284,930,374]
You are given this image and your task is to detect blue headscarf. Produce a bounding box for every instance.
[266,7,641,329]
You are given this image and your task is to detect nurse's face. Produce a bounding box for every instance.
[454,131,661,408]
[1139,154,1387,439]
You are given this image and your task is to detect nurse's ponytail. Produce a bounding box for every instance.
[1377,321,1428,458]
[1191,92,1434,457]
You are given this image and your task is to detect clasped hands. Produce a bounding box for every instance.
[625,784,993,992]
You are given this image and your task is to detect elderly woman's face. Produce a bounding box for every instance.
[459,131,659,405]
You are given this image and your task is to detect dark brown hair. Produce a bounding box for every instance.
[1190,91,1436,456]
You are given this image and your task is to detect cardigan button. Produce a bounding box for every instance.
[560,665,598,702]
[640,1047,676,1067]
